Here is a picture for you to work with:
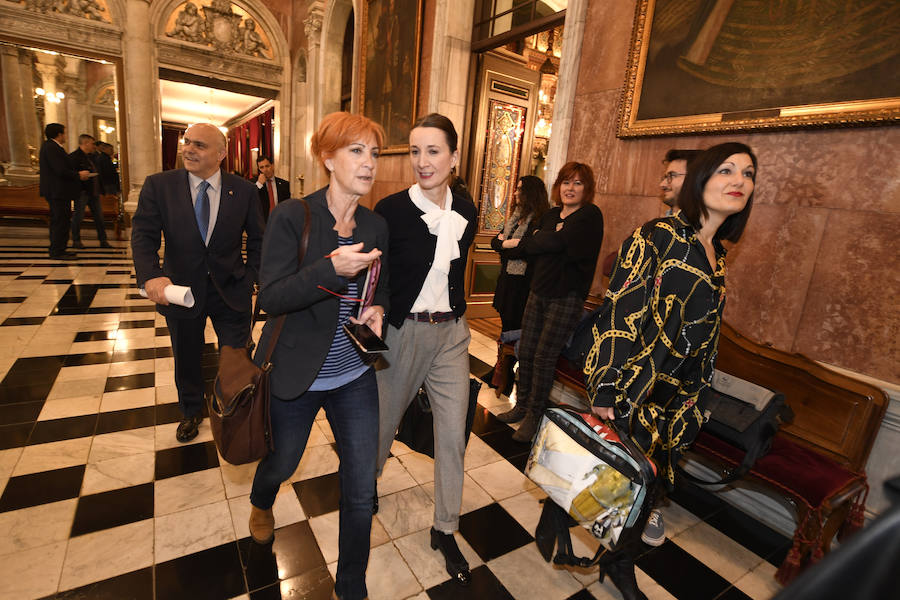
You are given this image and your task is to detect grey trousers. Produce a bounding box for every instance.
[376,316,471,532]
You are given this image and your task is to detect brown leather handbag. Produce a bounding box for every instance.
[209,200,311,465]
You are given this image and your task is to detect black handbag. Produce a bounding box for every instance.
[395,378,482,458]
[679,370,794,485]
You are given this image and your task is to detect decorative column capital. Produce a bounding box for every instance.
[304,1,324,45]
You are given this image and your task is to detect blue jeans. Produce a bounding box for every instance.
[71,192,108,243]
[250,368,378,600]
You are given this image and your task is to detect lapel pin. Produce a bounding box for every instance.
[228,190,234,195]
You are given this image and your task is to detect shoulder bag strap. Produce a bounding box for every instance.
[257,199,312,366]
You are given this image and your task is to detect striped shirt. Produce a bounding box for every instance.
[308,236,369,391]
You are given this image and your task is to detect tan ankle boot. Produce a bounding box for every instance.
[249,505,274,544]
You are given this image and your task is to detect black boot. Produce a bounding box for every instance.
[497,403,527,423]
[430,528,471,586]
[600,554,648,600]
[512,410,541,442]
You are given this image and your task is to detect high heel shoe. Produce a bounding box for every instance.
[599,554,648,600]
[429,527,471,586]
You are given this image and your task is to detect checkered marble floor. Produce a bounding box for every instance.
[0,226,789,600]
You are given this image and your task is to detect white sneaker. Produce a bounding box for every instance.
[641,508,665,546]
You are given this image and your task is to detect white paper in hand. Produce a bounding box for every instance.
[139,285,195,308]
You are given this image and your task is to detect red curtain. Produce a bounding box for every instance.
[225,108,275,179]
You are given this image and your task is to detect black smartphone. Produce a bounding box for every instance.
[343,323,389,354]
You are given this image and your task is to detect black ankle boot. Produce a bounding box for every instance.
[430,528,471,586]
[600,554,648,600]
[512,411,541,442]
[497,403,527,423]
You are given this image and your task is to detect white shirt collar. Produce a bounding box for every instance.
[188,169,222,191]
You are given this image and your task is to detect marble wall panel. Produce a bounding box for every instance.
[588,193,662,296]
[792,211,900,383]
[567,90,620,194]
[575,0,638,95]
[724,204,829,350]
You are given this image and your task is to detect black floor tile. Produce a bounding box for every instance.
[636,540,732,600]
[478,427,531,462]
[0,296,26,303]
[111,348,158,362]
[28,414,98,444]
[15,274,46,280]
[1,362,61,387]
[0,400,43,425]
[155,542,247,600]
[0,422,33,450]
[6,355,66,374]
[470,403,509,436]
[54,285,99,312]
[118,319,155,330]
[0,465,85,512]
[506,451,530,473]
[1,316,46,326]
[713,586,754,600]
[96,406,156,434]
[566,590,597,600]
[156,402,186,425]
[426,564,515,599]
[156,326,170,336]
[238,521,327,592]
[704,502,792,566]
[155,440,220,480]
[42,278,73,284]
[104,372,155,392]
[64,351,115,366]
[292,473,341,518]
[0,381,54,405]
[249,565,334,599]
[458,503,534,562]
[54,566,153,600]
[106,270,133,274]
[70,482,155,537]
[74,330,117,342]
[156,346,174,358]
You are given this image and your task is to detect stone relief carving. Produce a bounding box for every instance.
[23,0,108,22]
[303,12,322,44]
[166,1,272,60]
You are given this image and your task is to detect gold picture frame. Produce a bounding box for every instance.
[617,0,900,138]
[358,0,423,154]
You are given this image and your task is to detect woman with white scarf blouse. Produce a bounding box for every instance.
[373,113,477,586]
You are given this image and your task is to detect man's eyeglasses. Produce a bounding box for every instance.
[662,171,687,184]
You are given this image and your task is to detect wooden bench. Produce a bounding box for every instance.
[0,185,125,239]
[543,321,887,584]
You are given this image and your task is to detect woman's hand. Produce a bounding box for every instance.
[350,305,385,337]
[329,242,382,278]
[502,238,520,249]
[591,405,616,420]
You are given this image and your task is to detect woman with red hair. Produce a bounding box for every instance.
[248,112,388,600]
[497,161,604,442]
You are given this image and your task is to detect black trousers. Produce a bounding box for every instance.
[71,192,108,243]
[46,196,72,257]
[165,280,250,418]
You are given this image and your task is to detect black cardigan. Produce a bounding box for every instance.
[375,188,477,329]
[511,204,604,299]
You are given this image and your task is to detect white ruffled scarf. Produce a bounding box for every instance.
[408,183,469,275]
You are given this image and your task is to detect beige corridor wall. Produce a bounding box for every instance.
[568,0,900,384]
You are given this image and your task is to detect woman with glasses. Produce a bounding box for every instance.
[247,112,388,600]
[583,142,758,599]
[374,113,477,586]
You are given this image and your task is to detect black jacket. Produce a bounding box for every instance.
[38,139,81,200]
[94,151,120,195]
[131,168,264,318]
[375,188,477,328]
[69,148,99,196]
[257,176,291,221]
[254,186,390,399]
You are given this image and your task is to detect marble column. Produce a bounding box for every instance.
[426,0,474,138]
[16,50,41,165]
[544,0,588,188]
[34,58,61,127]
[122,0,161,215]
[304,3,324,190]
[1,45,38,182]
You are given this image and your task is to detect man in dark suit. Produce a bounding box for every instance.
[132,123,265,442]
[95,141,120,195]
[69,134,112,249]
[254,155,290,222]
[38,123,90,259]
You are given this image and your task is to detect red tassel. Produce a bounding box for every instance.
[775,534,807,585]
[839,485,869,541]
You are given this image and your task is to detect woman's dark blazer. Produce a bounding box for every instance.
[374,189,477,329]
[255,186,390,399]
